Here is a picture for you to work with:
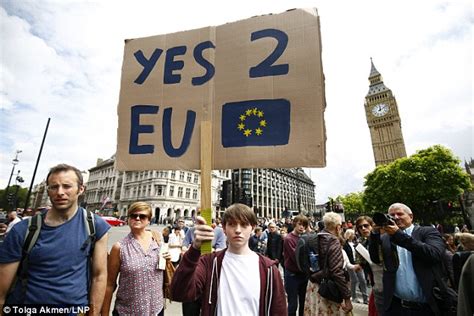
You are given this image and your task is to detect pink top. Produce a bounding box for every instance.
[115,233,164,315]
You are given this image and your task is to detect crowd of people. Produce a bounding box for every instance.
[0,163,473,316]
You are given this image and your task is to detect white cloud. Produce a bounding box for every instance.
[0,0,472,205]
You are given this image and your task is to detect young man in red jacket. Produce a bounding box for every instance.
[171,203,287,315]
[283,214,309,316]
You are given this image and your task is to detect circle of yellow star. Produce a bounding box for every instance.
[236,107,266,137]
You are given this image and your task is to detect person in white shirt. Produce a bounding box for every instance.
[5,210,21,235]
[342,229,368,304]
[168,225,184,267]
[171,203,287,316]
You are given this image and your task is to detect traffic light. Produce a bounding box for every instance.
[325,202,331,212]
[241,193,252,207]
[220,180,232,207]
[334,203,344,213]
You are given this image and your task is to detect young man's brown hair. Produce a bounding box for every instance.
[46,163,84,186]
[222,203,257,227]
[292,214,309,228]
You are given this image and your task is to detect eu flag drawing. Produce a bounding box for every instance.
[221,99,290,148]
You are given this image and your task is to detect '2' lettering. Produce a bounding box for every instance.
[249,29,289,78]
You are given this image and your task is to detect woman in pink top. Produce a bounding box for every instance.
[102,202,170,315]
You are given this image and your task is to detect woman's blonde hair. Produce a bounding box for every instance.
[456,232,474,251]
[323,212,342,230]
[344,229,355,240]
[127,202,152,220]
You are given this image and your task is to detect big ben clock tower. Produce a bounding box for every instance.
[365,59,407,166]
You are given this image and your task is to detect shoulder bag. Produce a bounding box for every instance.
[318,240,343,303]
[151,230,175,301]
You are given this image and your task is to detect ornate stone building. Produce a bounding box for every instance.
[84,155,227,221]
[364,59,407,166]
[83,155,316,221]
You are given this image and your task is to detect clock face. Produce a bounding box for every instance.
[372,103,389,117]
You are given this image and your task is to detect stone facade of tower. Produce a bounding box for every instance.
[364,60,407,166]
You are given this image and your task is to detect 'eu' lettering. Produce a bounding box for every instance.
[129,105,196,157]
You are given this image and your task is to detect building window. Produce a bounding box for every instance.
[180,171,185,181]
[193,189,198,200]
[185,188,191,199]
[171,171,176,179]
[194,174,199,184]
[169,186,174,197]
[187,173,192,182]
[178,187,184,198]
[155,185,163,196]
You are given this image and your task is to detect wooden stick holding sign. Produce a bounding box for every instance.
[200,121,213,254]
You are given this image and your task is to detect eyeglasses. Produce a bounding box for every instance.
[130,214,149,220]
[47,184,76,192]
[357,224,371,229]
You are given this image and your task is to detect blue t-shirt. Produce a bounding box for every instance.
[0,208,110,305]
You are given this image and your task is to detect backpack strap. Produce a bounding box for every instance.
[24,213,42,253]
[82,208,96,244]
[80,208,96,301]
[8,213,43,303]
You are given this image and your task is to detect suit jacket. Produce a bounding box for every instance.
[266,232,283,262]
[369,225,445,315]
[343,241,356,264]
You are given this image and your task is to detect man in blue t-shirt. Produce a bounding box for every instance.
[0,164,110,314]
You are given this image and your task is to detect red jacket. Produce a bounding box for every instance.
[171,247,287,316]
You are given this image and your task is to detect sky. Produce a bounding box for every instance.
[1,0,472,204]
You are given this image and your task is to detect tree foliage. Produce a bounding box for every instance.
[0,186,29,211]
[336,192,365,222]
[363,145,472,223]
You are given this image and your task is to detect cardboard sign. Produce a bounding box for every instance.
[116,8,326,171]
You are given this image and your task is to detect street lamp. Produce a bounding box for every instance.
[4,150,22,201]
[12,170,25,210]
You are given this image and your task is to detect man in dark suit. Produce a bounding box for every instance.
[265,222,283,266]
[369,203,445,316]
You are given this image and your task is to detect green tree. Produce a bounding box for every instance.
[336,192,365,222]
[363,145,472,223]
[0,185,29,211]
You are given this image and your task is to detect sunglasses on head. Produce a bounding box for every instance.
[130,213,148,220]
[357,223,371,229]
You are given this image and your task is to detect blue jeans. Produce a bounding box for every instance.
[284,269,308,316]
[348,269,368,303]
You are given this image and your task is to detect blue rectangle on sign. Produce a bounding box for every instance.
[221,99,290,148]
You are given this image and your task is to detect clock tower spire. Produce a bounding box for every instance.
[364,59,407,166]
